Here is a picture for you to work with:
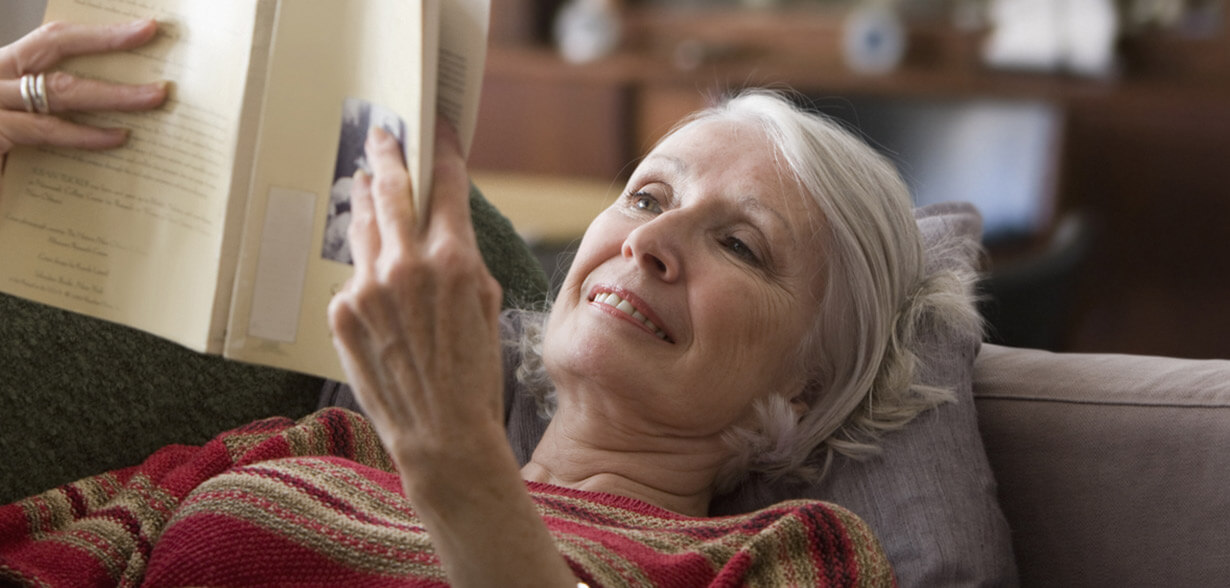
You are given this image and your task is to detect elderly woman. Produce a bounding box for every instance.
[1,20,979,588]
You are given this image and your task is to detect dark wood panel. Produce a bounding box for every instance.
[1063,94,1230,358]
[469,75,635,178]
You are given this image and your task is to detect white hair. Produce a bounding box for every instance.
[508,89,982,492]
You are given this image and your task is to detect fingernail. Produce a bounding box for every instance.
[105,128,131,146]
[369,127,392,145]
[137,81,171,107]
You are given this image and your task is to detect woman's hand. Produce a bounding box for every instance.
[0,18,168,156]
[328,123,506,484]
[327,124,577,587]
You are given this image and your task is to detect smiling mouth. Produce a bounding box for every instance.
[590,291,672,342]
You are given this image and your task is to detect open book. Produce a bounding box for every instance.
[0,0,490,382]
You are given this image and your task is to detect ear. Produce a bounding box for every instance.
[788,393,808,419]
[787,378,822,420]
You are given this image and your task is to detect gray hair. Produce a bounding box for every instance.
[508,89,982,492]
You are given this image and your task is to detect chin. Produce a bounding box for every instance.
[544,307,631,386]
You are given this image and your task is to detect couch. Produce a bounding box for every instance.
[972,343,1230,586]
[2,190,1228,587]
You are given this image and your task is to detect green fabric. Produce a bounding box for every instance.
[469,184,553,311]
[0,184,548,503]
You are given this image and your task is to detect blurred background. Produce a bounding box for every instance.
[4,0,1227,358]
[472,0,1230,359]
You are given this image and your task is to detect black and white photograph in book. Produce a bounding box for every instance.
[322,97,408,265]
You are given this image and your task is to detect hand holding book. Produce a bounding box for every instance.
[0,19,167,161]
[329,121,506,490]
[0,0,490,382]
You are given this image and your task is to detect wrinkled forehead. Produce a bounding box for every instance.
[642,120,781,195]
[658,119,824,218]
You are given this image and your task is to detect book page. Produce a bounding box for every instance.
[438,0,490,158]
[223,0,443,381]
[418,0,489,225]
[0,0,267,352]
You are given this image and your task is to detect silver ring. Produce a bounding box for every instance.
[32,73,50,114]
[19,74,36,113]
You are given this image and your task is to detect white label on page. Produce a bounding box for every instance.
[247,187,316,343]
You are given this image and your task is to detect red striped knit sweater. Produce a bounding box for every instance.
[1,409,895,587]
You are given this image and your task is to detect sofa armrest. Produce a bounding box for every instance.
[972,344,1230,586]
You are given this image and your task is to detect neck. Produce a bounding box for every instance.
[520,407,731,518]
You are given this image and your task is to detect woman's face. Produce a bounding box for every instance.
[544,118,829,436]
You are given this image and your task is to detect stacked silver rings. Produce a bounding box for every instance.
[19,73,50,115]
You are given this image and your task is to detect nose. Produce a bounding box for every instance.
[622,214,682,282]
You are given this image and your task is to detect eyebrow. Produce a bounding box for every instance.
[640,154,793,233]
[738,196,790,236]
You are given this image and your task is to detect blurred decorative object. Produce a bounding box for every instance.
[983,0,1064,72]
[952,0,990,31]
[1065,0,1121,75]
[554,0,623,64]
[842,1,907,74]
[983,0,1120,77]
[1129,0,1188,28]
[1126,0,1225,37]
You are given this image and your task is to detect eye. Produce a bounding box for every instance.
[722,236,760,264]
[628,190,663,214]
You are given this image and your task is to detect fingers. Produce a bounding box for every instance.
[2,73,167,113]
[0,19,159,79]
[327,123,505,458]
[357,122,479,258]
[46,73,168,113]
[426,119,476,243]
[0,110,128,153]
[347,170,381,275]
[364,127,415,262]
[0,19,167,158]
[353,122,498,322]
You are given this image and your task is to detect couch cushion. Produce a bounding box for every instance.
[974,344,1230,586]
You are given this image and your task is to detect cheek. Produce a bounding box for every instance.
[542,310,565,378]
[712,279,807,341]
[557,215,628,293]
[699,279,815,375]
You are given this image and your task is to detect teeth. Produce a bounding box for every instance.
[593,292,668,340]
